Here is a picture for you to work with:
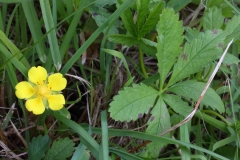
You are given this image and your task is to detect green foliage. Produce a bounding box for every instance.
[167,80,225,113]
[163,94,192,117]
[202,6,224,31]
[108,0,165,53]
[44,137,75,160]
[168,30,226,86]
[28,135,51,160]
[109,83,158,122]
[145,98,170,157]
[167,0,191,12]
[156,8,184,89]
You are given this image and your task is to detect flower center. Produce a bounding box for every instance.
[37,85,50,97]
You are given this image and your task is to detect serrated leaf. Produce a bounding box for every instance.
[222,53,240,65]
[28,135,51,160]
[169,30,226,86]
[185,27,200,42]
[121,8,137,37]
[162,94,192,117]
[224,15,240,43]
[167,80,225,113]
[138,1,165,38]
[139,38,157,57]
[145,97,170,158]
[44,137,75,160]
[108,34,138,46]
[109,84,158,122]
[202,7,224,31]
[136,0,150,35]
[156,8,184,88]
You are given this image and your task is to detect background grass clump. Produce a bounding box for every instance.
[1,0,240,159]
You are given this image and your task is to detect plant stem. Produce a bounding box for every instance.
[202,110,231,126]
[139,49,148,78]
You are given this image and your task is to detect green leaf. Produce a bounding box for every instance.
[136,0,150,35]
[223,53,240,65]
[40,0,62,70]
[61,0,136,74]
[162,94,192,117]
[108,34,138,46]
[139,38,157,57]
[156,8,184,89]
[212,136,236,151]
[121,8,137,37]
[185,27,200,42]
[138,1,165,38]
[167,80,225,113]
[44,137,75,160]
[167,0,191,12]
[21,0,47,63]
[168,30,225,86]
[89,6,122,34]
[109,84,158,122]
[145,97,170,158]
[71,143,90,160]
[202,7,224,31]
[224,15,240,43]
[28,135,51,160]
[102,48,131,78]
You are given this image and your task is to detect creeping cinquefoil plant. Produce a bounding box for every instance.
[15,66,67,115]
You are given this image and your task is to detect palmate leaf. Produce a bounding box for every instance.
[145,97,170,158]
[121,8,137,37]
[138,1,165,38]
[202,6,224,31]
[156,8,184,89]
[136,0,150,35]
[109,84,158,122]
[108,34,138,46]
[167,80,224,113]
[168,30,226,86]
[44,137,75,160]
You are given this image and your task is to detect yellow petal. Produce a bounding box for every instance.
[47,73,67,91]
[28,66,47,85]
[15,81,35,99]
[47,94,65,110]
[26,97,45,115]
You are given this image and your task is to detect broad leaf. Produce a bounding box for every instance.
[224,15,240,43]
[138,1,165,38]
[108,34,138,46]
[121,8,137,37]
[139,38,157,57]
[185,27,200,42]
[28,135,51,160]
[162,94,192,117]
[145,97,170,158]
[136,0,150,36]
[202,6,224,31]
[109,84,158,122]
[44,137,75,160]
[167,80,225,113]
[156,8,184,89]
[168,30,226,86]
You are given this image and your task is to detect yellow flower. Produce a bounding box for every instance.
[15,66,67,115]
